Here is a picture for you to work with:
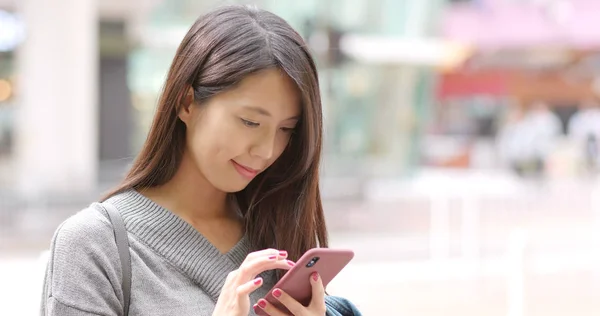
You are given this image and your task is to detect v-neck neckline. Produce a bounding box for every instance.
[104,189,249,300]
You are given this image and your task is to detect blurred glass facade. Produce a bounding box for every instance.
[128,0,447,184]
[0,8,20,178]
[0,0,451,194]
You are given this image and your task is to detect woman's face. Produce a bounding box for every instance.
[179,68,301,192]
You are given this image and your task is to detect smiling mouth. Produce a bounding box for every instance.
[231,160,260,179]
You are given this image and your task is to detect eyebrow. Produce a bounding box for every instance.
[244,106,272,116]
[243,105,300,120]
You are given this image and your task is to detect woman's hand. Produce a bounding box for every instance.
[254,272,326,316]
[212,249,295,316]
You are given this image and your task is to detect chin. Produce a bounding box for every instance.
[216,180,251,193]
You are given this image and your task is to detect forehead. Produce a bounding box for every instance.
[216,68,301,117]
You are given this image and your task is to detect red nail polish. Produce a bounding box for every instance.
[254,278,262,285]
[272,288,282,298]
[268,255,277,260]
[258,299,267,308]
[279,250,288,257]
[287,260,295,267]
[312,272,319,281]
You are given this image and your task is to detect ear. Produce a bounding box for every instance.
[178,86,196,124]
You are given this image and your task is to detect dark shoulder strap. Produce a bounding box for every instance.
[103,202,131,316]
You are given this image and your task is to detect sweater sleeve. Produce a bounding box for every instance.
[40,205,126,316]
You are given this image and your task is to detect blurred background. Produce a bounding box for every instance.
[1,0,600,315]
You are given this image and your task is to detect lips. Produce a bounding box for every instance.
[231,160,260,179]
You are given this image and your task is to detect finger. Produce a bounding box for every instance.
[239,249,289,277]
[255,298,289,316]
[271,288,305,315]
[253,304,264,316]
[245,251,289,266]
[238,257,295,281]
[244,248,288,262]
[235,277,264,297]
[308,272,326,314]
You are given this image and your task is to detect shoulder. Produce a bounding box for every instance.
[44,203,123,313]
[49,202,119,276]
[51,203,114,253]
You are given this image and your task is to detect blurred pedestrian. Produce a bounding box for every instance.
[568,99,600,174]
[498,102,561,178]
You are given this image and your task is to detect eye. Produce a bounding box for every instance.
[241,118,259,128]
[280,127,296,133]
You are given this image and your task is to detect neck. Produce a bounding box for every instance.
[141,151,231,222]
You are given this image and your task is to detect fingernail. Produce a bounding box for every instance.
[312,272,319,281]
[287,260,295,267]
[268,255,277,260]
[272,288,282,298]
[279,250,288,257]
[254,278,262,285]
[258,299,267,308]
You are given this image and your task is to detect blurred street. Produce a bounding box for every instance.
[3,170,600,315]
[3,211,600,316]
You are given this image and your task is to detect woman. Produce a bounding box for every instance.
[41,5,355,316]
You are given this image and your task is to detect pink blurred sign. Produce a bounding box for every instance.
[442,0,600,49]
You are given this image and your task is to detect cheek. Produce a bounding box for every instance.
[268,133,292,163]
[189,118,245,162]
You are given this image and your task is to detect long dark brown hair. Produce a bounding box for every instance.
[103,5,328,265]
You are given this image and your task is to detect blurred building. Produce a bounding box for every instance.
[440,0,600,103]
[130,0,453,192]
[0,0,455,197]
[0,0,159,195]
[427,0,600,173]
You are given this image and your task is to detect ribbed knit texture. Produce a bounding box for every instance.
[40,189,276,316]
[108,190,250,300]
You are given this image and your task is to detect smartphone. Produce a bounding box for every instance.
[254,248,354,315]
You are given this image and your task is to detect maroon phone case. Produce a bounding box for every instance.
[254,248,354,315]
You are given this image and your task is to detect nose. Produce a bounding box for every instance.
[249,132,276,160]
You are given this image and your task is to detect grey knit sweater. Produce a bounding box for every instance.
[40,190,277,316]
